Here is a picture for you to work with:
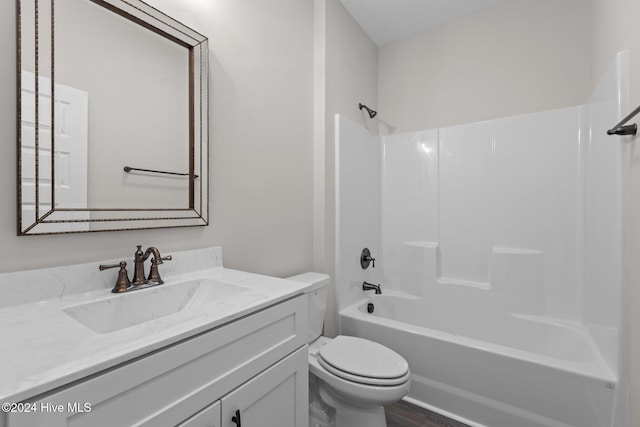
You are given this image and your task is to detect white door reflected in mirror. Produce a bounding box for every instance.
[20,71,89,232]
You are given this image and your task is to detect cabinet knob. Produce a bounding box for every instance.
[231,409,242,427]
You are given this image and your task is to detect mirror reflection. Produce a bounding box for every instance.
[18,0,209,234]
[56,0,190,209]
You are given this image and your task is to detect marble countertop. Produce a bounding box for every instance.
[0,247,312,403]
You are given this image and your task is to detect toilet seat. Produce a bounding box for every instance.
[318,357,411,386]
[317,336,410,386]
[309,352,411,407]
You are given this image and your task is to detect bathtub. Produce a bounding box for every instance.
[339,293,618,427]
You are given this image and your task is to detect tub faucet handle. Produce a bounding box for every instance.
[361,248,376,269]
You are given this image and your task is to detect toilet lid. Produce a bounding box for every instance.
[318,336,409,385]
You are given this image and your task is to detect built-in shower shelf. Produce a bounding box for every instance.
[492,247,543,255]
[436,277,490,290]
[401,241,544,293]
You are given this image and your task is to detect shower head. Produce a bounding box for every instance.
[359,103,377,119]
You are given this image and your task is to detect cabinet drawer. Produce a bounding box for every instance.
[8,296,307,427]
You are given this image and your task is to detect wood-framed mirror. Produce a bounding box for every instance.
[17,0,209,235]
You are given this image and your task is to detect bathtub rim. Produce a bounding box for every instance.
[340,296,616,384]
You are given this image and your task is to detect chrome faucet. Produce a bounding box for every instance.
[132,245,172,286]
[362,281,382,294]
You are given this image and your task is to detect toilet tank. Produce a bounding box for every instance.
[286,272,331,343]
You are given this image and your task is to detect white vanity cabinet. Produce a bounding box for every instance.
[5,296,308,427]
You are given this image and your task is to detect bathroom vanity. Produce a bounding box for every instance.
[0,247,310,427]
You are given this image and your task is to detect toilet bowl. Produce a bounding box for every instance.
[288,273,410,427]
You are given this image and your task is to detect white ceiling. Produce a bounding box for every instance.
[338,0,507,46]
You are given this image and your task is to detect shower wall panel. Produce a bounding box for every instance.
[381,130,438,290]
[438,121,493,287]
[381,107,583,322]
[582,51,629,372]
[335,115,382,315]
[493,107,582,320]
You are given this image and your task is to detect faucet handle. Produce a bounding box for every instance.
[360,248,376,269]
[157,255,173,264]
[99,261,132,293]
[147,255,172,284]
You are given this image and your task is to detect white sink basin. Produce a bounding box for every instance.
[63,279,249,334]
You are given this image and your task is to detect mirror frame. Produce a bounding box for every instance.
[17,0,209,235]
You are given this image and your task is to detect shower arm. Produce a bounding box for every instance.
[358,103,377,119]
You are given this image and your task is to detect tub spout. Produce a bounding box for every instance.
[362,281,382,294]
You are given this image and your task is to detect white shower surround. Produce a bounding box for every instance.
[334,51,629,427]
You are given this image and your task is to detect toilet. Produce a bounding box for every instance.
[288,273,410,427]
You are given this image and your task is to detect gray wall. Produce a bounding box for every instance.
[377,0,592,134]
[1,0,314,277]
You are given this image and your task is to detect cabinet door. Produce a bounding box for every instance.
[176,401,220,427]
[221,346,308,427]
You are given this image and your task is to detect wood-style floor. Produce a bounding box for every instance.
[385,400,470,427]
